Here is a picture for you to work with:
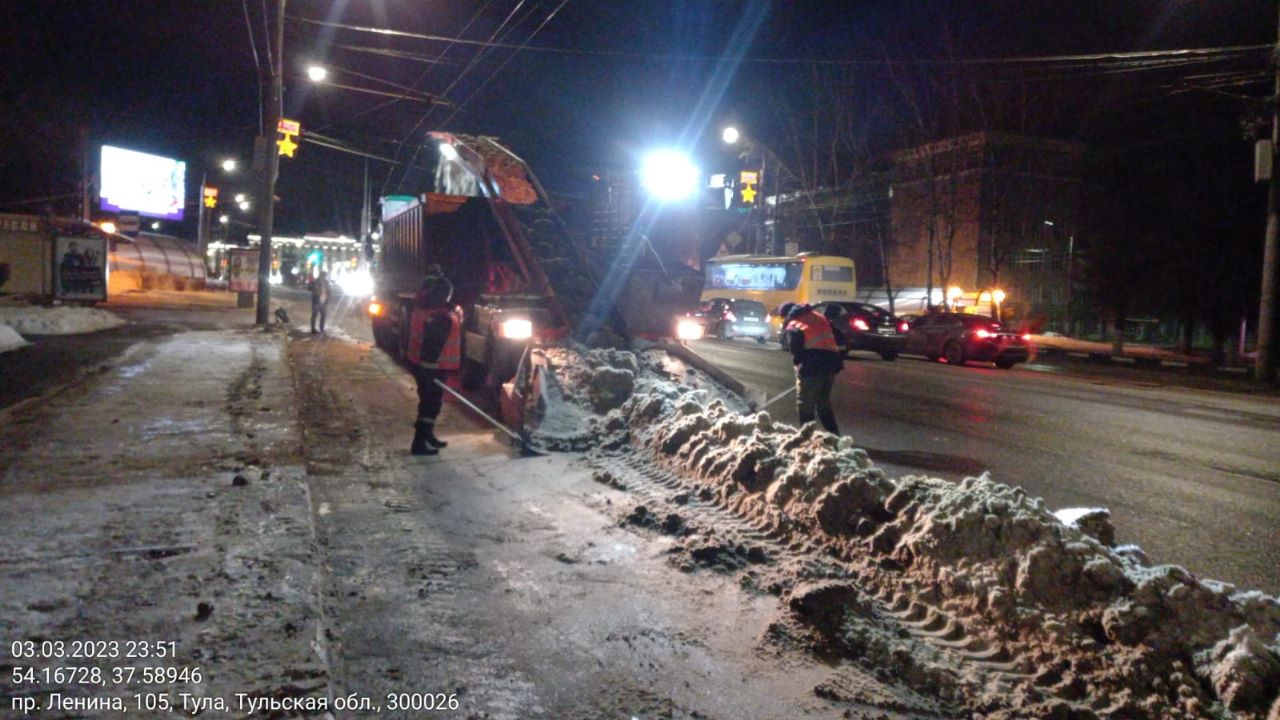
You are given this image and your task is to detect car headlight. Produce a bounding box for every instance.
[498,317,533,340]
[675,318,705,341]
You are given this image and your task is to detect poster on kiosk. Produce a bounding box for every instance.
[54,234,108,302]
[228,248,260,293]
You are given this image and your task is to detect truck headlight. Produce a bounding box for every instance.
[499,317,533,340]
[367,300,384,317]
[675,318,704,341]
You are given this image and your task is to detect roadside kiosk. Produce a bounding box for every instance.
[0,214,116,304]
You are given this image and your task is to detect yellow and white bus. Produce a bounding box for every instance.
[700,254,856,329]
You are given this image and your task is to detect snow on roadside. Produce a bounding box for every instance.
[526,346,746,450]
[536,345,1280,718]
[0,323,29,354]
[0,304,126,335]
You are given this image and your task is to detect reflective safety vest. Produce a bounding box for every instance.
[787,311,839,352]
[407,305,463,370]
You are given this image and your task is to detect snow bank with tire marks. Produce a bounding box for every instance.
[538,347,1280,719]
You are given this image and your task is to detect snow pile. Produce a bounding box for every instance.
[0,304,126,335]
[0,323,29,354]
[525,346,745,450]
[535,347,1280,716]
[606,386,1280,718]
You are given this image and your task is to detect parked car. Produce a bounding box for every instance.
[692,298,770,343]
[903,312,1031,369]
[813,301,909,361]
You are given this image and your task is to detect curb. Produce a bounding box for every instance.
[1031,346,1253,378]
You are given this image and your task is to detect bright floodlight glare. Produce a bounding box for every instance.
[234,193,246,203]
[722,126,740,144]
[238,200,251,211]
[499,317,534,340]
[221,158,238,173]
[219,215,229,224]
[641,150,699,202]
[338,269,375,297]
[99,221,117,234]
[438,143,459,161]
[676,318,705,341]
[307,65,328,83]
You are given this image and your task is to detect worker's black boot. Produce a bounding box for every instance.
[424,428,448,449]
[410,424,437,456]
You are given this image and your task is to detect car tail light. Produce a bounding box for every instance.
[975,328,992,339]
[852,318,870,332]
[898,321,909,333]
[1021,333,1032,342]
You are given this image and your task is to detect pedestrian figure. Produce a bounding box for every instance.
[407,264,463,456]
[779,302,842,435]
[308,270,331,334]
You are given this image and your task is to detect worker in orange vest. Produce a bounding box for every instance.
[779,302,842,434]
[407,264,463,455]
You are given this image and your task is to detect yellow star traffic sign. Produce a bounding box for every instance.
[277,133,298,158]
[202,186,218,208]
[740,183,757,205]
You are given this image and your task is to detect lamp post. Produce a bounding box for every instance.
[197,158,238,273]
[722,125,782,255]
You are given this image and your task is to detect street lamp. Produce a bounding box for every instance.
[306,62,446,105]
[721,125,780,254]
[198,158,238,269]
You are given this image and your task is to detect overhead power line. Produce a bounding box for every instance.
[291,15,1270,69]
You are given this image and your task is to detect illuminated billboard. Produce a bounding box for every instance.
[99,145,187,220]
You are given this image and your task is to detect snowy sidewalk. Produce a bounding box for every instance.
[0,327,328,716]
[283,330,919,719]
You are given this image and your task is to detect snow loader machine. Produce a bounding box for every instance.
[367,132,701,428]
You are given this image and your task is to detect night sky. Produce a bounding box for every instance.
[0,1,1273,241]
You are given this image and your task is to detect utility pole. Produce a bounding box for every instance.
[79,126,91,221]
[1257,8,1280,381]
[360,158,371,265]
[254,0,285,325]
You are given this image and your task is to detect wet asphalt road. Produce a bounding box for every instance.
[6,293,1277,595]
[690,338,1280,594]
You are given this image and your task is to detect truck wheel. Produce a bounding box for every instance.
[371,319,391,350]
[755,336,766,345]
[879,350,899,361]
[943,341,966,367]
[995,359,1016,370]
[396,309,412,362]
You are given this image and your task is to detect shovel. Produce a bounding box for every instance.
[434,379,547,457]
[757,385,796,412]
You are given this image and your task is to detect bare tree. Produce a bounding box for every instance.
[765,64,897,304]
